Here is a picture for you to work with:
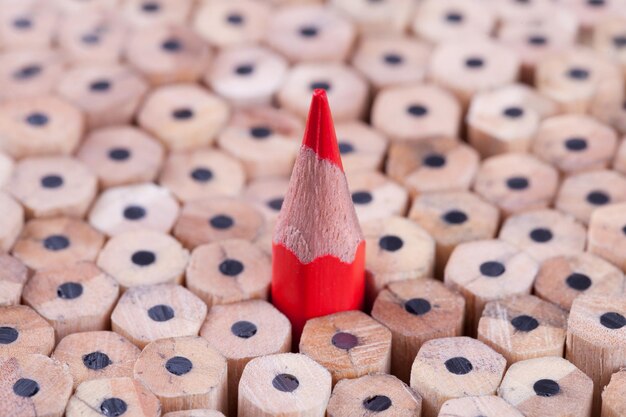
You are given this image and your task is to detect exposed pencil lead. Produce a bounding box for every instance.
[302,89,343,169]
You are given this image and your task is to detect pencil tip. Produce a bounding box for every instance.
[302,89,343,169]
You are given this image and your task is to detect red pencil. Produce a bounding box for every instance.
[272,89,365,341]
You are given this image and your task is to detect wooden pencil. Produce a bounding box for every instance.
[238,353,332,417]
[0,354,73,417]
[498,356,593,417]
[52,330,140,389]
[361,216,435,305]
[12,217,105,271]
[371,279,465,383]
[299,310,392,385]
[326,373,422,417]
[0,191,24,252]
[66,377,161,417]
[445,239,539,335]
[0,305,55,358]
[272,89,365,339]
[199,300,291,415]
[111,284,207,349]
[566,294,626,415]
[477,295,568,366]
[21,262,119,342]
[88,182,180,236]
[133,336,228,414]
[602,369,626,417]
[76,126,165,189]
[0,95,84,158]
[438,395,524,417]
[0,252,28,306]
[410,336,506,417]
[534,252,624,311]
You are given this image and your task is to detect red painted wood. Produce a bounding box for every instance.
[271,241,365,341]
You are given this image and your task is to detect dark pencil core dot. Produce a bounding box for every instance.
[443,210,468,225]
[165,356,193,376]
[378,235,404,252]
[506,176,529,190]
[43,235,70,251]
[226,13,244,25]
[600,312,626,329]
[310,81,331,91]
[161,38,182,52]
[612,35,626,48]
[564,137,587,151]
[0,327,19,344]
[148,304,175,322]
[250,126,272,139]
[41,174,63,188]
[352,191,373,204]
[533,379,560,397]
[530,228,553,243]
[588,0,605,6]
[13,378,39,398]
[131,250,156,267]
[383,53,403,65]
[338,141,354,154]
[109,148,130,161]
[444,357,473,375]
[14,64,41,79]
[445,11,464,22]
[511,315,539,332]
[480,261,506,277]
[332,332,358,350]
[123,205,146,220]
[268,198,283,211]
[566,273,592,291]
[26,112,49,126]
[57,282,83,300]
[219,259,244,276]
[13,18,32,29]
[82,351,112,370]
[231,320,257,338]
[465,57,484,68]
[528,35,547,45]
[273,373,299,392]
[100,398,128,417]
[622,225,626,236]
[90,79,111,92]
[363,395,392,412]
[235,64,254,76]
[423,154,446,168]
[567,67,590,80]
[503,107,524,118]
[405,298,431,316]
[81,34,100,44]
[142,2,160,12]
[209,215,234,229]
[191,167,213,182]
[299,26,318,37]
[172,108,194,120]
[587,191,610,206]
[407,104,428,117]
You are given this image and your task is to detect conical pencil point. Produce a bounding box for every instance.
[302,89,343,169]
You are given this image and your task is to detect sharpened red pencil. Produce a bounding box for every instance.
[272,89,366,342]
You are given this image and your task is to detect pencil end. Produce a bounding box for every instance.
[302,89,343,169]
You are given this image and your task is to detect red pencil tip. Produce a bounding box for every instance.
[302,89,343,169]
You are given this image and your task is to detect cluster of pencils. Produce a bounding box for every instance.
[0,0,626,417]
